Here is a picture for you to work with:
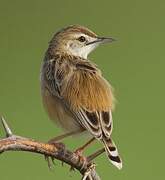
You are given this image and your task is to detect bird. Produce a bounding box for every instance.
[40,25,122,170]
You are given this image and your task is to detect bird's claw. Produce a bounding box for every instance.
[69,165,75,172]
[45,155,55,170]
[45,141,65,170]
[74,148,87,164]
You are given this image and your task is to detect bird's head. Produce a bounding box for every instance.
[49,25,115,59]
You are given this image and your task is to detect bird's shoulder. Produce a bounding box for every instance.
[56,54,101,74]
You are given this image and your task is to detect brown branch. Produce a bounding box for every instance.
[0,117,100,180]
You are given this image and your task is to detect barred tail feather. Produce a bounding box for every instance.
[102,138,122,170]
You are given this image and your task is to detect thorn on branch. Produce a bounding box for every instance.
[1,117,13,137]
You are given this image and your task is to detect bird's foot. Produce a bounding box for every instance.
[69,147,87,172]
[45,141,65,170]
[74,147,87,163]
[74,147,84,157]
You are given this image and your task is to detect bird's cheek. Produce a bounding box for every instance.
[68,42,76,50]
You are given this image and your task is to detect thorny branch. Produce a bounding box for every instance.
[0,117,101,180]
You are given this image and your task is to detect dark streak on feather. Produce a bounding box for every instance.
[109,155,121,163]
[76,63,96,72]
[85,111,98,126]
[102,111,109,124]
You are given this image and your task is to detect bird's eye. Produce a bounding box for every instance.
[78,36,86,42]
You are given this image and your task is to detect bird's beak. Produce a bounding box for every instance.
[97,37,116,44]
[86,37,116,46]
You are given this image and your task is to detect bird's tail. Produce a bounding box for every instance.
[102,137,122,170]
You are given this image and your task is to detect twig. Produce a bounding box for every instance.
[0,117,100,180]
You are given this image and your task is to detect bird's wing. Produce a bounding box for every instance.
[60,60,115,139]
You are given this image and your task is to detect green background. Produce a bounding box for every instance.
[0,0,164,179]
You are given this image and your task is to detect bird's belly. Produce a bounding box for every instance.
[42,89,83,132]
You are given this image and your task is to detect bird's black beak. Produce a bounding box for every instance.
[97,37,116,43]
[86,37,116,46]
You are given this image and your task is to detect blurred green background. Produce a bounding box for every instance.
[0,0,164,179]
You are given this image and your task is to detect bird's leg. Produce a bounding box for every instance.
[69,137,96,172]
[48,129,84,143]
[87,148,105,162]
[74,137,96,156]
